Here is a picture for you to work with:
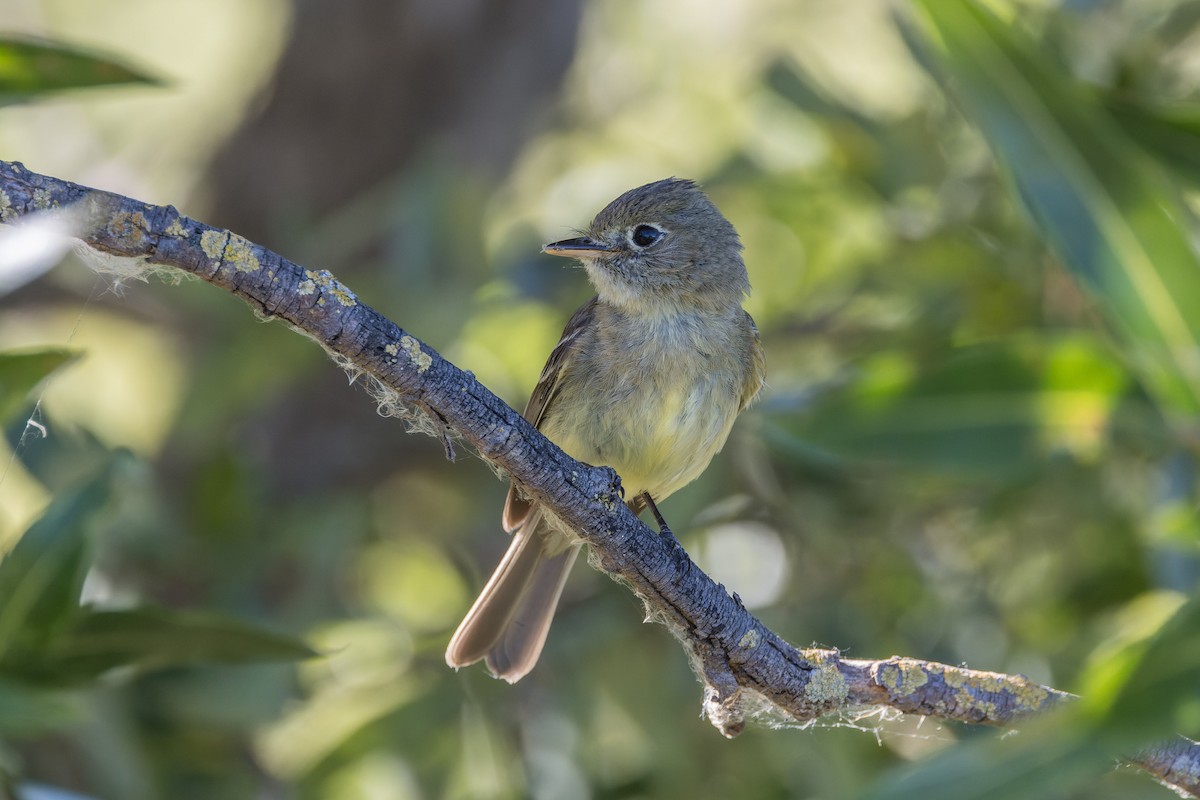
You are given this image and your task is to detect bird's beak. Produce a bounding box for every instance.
[542,237,613,258]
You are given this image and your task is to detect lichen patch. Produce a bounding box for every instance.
[106,211,151,249]
[737,628,761,650]
[222,233,260,273]
[878,658,930,697]
[399,335,432,373]
[801,649,849,708]
[1010,676,1050,712]
[303,269,356,307]
[31,188,54,210]
[199,229,260,273]
[200,230,227,260]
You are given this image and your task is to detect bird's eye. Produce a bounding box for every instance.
[630,224,664,248]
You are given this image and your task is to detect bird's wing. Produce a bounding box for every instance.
[739,310,767,412]
[501,296,599,532]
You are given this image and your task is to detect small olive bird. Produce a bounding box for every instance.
[445,178,765,682]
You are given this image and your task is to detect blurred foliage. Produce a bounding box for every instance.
[4,0,1200,798]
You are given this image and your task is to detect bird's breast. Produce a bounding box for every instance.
[542,311,744,500]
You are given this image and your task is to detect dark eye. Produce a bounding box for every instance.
[631,224,664,248]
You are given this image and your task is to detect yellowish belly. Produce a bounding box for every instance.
[543,378,737,502]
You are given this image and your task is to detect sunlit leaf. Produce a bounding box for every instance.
[0,348,77,425]
[772,337,1133,474]
[0,37,159,106]
[1078,591,1200,743]
[904,0,1200,428]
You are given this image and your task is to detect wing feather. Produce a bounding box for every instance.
[739,310,766,412]
[501,297,599,532]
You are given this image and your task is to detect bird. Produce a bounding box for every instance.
[445,177,765,682]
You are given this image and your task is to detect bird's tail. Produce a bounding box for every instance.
[445,511,579,683]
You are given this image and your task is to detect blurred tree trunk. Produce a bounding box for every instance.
[207,0,583,244]
[199,0,584,492]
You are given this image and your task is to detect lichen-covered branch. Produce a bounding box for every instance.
[1136,738,1200,797]
[1,160,1195,796]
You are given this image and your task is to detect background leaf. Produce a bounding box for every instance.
[1079,591,1200,744]
[903,0,1200,426]
[0,465,111,669]
[0,348,77,426]
[49,607,316,679]
[0,37,158,106]
[0,678,81,736]
[1106,98,1200,189]
[773,336,1134,474]
[863,716,1110,800]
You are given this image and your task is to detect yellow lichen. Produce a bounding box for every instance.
[801,650,849,707]
[384,343,400,356]
[737,629,761,650]
[199,229,260,273]
[944,665,1008,694]
[297,279,316,295]
[222,233,260,273]
[302,269,356,307]
[938,665,1045,721]
[399,335,432,373]
[1009,674,1050,712]
[0,189,12,222]
[200,230,227,259]
[165,218,187,237]
[878,658,930,696]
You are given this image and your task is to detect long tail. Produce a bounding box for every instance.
[445,511,580,683]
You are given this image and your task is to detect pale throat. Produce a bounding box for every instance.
[581,258,742,320]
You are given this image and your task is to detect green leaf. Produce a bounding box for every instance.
[0,467,111,667]
[773,336,1132,474]
[0,348,77,426]
[867,592,1200,800]
[864,714,1111,800]
[0,677,81,735]
[903,0,1200,428]
[1105,98,1200,189]
[49,607,316,678]
[0,37,159,106]
[1078,591,1200,744]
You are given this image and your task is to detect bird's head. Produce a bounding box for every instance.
[543,178,748,315]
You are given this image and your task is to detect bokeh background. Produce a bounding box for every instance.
[3,0,1200,798]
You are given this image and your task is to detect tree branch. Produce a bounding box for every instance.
[1,160,1195,795]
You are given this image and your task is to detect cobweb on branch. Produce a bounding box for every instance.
[73,241,193,293]
[735,686,957,748]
